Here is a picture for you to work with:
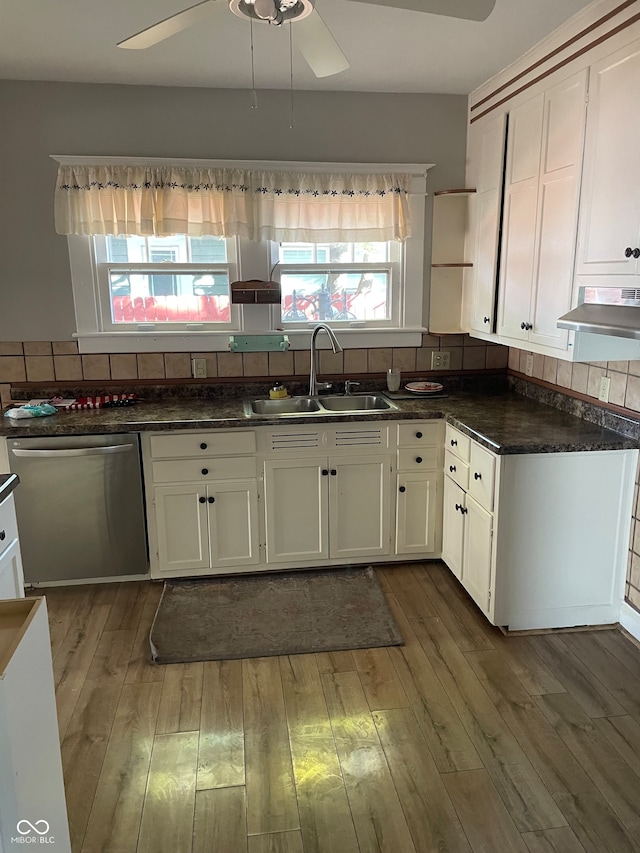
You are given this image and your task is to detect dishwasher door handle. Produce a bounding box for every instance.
[11,445,133,458]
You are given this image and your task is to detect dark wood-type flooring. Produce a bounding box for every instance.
[37,561,640,853]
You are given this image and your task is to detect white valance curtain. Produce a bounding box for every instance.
[54,164,412,242]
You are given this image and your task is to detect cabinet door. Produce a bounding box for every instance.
[263,458,328,563]
[329,456,391,559]
[0,538,24,599]
[208,481,260,570]
[467,442,496,512]
[442,476,465,580]
[497,93,545,341]
[467,111,508,333]
[462,494,493,615]
[154,484,210,574]
[529,69,587,351]
[395,471,439,555]
[576,38,640,277]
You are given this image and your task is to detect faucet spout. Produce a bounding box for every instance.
[309,323,343,397]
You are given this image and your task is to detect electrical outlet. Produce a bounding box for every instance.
[598,375,611,403]
[192,358,207,379]
[431,351,450,370]
[525,353,534,376]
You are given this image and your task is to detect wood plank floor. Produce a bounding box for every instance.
[35,562,640,853]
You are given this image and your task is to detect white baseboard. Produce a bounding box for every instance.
[620,600,640,643]
[25,573,150,588]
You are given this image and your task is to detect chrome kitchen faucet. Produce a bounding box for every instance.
[309,323,343,396]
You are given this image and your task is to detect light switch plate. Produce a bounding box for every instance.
[598,375,611,403]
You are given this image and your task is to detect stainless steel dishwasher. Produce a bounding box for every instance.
[8,433,148,584]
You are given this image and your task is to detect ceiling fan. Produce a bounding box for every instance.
[117,0,496,79]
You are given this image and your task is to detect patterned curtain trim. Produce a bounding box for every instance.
[54,164,412,241]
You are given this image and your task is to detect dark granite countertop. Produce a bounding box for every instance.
[1,389,637,454]
[0,473,20,502]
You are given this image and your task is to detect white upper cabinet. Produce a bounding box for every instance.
[576,37,640,278]
[496,69,587,352]
[463,7,640,361]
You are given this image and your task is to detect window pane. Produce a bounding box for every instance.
[280,271,390,322]
[278,242,389,263]
[106,235,227,263]
[109,272,230,323]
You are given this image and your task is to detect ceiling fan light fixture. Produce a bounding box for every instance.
[229,0,314,25]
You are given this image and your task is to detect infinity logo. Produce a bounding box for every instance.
[16,821,50,836]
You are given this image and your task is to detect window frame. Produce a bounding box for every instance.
[272,240,402,330]
[63,157,431,353]
[93,233,238,333]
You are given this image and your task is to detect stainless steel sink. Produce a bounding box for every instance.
[319,394,393,412]
[244,397,322,416]
[243,393,398,418]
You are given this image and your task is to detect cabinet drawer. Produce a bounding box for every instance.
[398,421,442,448]
[152,457,256,484]
[150,430,256,459]
[0,494,19,560]
[444,450,469,490]
[398,447,439,471]
[467,443,496,511]
[445,425,470,462]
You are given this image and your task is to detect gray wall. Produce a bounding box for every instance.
[0,80,467,341]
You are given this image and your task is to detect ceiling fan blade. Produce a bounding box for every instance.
[117,1,218,49]
[344,0,495,22]
[294,10,350,78]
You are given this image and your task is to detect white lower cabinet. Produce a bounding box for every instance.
[395,421,443,556]
[263,454,391,565]
[154,480,259,575]
[143,430,260,578]
[462,494,493,615]
[442,475,493,615]
[442,424,638,630]
[442,476,465,580]
[0,493,24,600]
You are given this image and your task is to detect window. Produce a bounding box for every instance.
[59,157,430,352]
[275,241,401,327]
[93,235,237,332]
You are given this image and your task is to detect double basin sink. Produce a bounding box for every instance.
[243,393,399,418]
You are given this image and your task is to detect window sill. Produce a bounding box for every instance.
[75,328,427,354]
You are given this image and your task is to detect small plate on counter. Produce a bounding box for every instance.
[405,381,444,394]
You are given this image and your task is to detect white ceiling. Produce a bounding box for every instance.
[0,0,594,95]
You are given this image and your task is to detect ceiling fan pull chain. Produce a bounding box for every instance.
[250,14,258,109]
[289,21,295,129]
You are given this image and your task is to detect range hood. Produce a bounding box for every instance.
[558,287,640,340]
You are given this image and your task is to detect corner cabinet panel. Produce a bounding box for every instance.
[329,456,391,559]
[208,481,259,569]
[466,111,508,334]
[263,458,328,563]
[155,484,210,574]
